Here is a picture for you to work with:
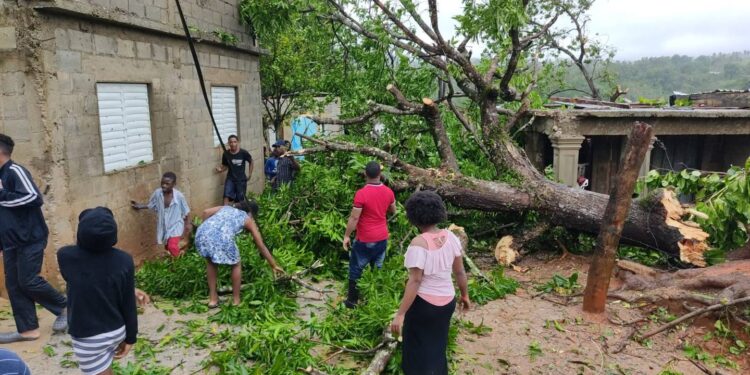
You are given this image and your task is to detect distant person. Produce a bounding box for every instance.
[390,191,470,375]
[131,172,191,257]
[195,201,284,307]
[0,348,30,374]
[341,161,396,308]
[0,133,68,344]
[271,144,300,191]
[264,141,284,181]
[57,207,138,375]
[215,135,253,204]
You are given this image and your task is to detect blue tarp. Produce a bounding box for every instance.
[291,117,317,160]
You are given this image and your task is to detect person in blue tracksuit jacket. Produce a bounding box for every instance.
[0,133,68,343]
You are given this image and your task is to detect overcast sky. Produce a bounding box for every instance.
[434,0,750,61]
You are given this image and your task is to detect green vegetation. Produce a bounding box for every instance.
[135,152,517,373]
[212,30,239,45]
[535,273,580,296]
[638,158,750,255]
[554,51,750,101]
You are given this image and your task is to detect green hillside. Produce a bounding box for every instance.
[557,51,750,101]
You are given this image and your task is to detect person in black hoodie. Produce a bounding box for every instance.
[0,133,68,343]
[57,207,138,375]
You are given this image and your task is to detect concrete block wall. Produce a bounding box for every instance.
[81,0,255,47]
[49,16,263,263]
[0,5,262,290]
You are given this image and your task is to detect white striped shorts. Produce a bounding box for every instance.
[72,325,126,375]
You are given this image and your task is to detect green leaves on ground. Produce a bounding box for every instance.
[136,154,517,374]
[535,273,580,296]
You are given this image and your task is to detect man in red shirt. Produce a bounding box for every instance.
[342,161,396,308]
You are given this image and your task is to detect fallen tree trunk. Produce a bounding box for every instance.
[297,136,709,265]
[420,176,708,266]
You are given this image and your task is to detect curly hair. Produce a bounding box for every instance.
[405,190,447,227]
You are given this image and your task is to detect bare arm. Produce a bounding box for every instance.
[387,201,397,215]
[342,207,363,250]
[391,267,423,336]
[453,255,469,299]
[244,217,283,273]
[130,200,149,210]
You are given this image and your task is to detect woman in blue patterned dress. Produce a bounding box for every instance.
[195,200,284,307]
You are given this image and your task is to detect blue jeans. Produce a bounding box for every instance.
[348,239,387,281]
[223,179,247,202]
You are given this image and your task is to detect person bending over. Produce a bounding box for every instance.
[194,200,284,307]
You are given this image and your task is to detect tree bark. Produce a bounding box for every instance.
[583,121,654,313]
[297,135,709,264]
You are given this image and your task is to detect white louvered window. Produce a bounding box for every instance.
[96,83,154,172]
[211,86,238,146]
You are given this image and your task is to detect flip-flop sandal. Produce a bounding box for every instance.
[208,302,221,309]
[0,332,39,344]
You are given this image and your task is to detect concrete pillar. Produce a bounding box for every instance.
[638,137,657,178]
[551,134,585,187]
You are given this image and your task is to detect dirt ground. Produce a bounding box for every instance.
[1,255,747,374]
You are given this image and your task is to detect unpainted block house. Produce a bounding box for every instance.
[0,0,264,290]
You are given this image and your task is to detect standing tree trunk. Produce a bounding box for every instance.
[583,122,654,313]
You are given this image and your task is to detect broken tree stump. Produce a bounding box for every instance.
[494,222,551,265]
[583,122,654,313]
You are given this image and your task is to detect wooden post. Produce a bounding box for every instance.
[582,121,654,313]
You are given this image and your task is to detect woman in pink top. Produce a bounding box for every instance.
[390,191,470,374]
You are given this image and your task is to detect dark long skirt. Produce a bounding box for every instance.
[401,295,456,375]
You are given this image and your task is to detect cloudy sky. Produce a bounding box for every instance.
[434,0,750,61]
[587,0,750,60]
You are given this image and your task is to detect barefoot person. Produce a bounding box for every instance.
[215,135,253,204]
[341,161,396,308]
[131,172,191,257]
[195,200,283,307]
[390,191,470,375]
[0,133,68,343]
[57,207,138,375]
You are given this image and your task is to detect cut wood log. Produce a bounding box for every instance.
[494,222,551,265]
[583,122,654,313]
[361,332,398,375]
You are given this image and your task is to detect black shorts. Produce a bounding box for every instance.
[223,179,247,202]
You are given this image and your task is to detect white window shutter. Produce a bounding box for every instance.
[96,83,154,172]
[211,86,238,146]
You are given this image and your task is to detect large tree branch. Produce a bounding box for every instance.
[295,133,422,174]
[307,101,420,126]
[324,3,448,72]
[400,0,438,41]
[372,0,438,54]
[497,25,522,101]
[421,97,460,171]
[427,0,485,90]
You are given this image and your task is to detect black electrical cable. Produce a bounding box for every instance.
[174,0,238,181]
